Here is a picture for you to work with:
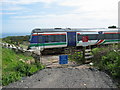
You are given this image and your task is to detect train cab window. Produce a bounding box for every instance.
[104,34,112,39]
[30,36,38,43]
[38,35,43,43]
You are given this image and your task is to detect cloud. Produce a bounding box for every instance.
[11,14,88,19]
[0,12,16,15]
[1,7,24,11]
[2,0,119,33]
[60,0,119,12]
[13,15,44,19]
[2,0,57,5]
[11,13,117,26]
[2,0,58,14]
[59,0,119,23]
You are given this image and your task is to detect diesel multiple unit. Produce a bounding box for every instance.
[29,28,120,51]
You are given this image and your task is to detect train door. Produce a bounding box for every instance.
[67,32,76,46]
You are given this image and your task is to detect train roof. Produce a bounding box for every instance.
[32,28,119,33]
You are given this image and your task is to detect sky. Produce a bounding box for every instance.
[1,0,119,33]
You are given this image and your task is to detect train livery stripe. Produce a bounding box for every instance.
[104,32,120,34]
[29,42,67,47]
[100,39,120,45]
[95,40,104,45]
[32,33,66,36]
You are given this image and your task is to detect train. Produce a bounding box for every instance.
[28,28,120,51]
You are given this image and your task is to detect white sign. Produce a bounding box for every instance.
[82,42,89,46]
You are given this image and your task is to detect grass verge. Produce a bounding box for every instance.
[2,47,45,86]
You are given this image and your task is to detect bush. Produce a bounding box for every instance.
[15,62,30,76]
[28,65,38,75]
[92,46,112,64]
[100,51,120,78]
[69,51,83,64]
[92,45,120,78]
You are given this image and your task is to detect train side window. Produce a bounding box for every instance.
[113,34,119,39]
[46,35,66,42]
[41,35,66,43]
[48,35,54,42]
[62,35,66,42]
[88,34,97,40]
[98,34,104,39]
[77,35,82,41]
[54,35,59,42]
[44,35,49,43]
[59,35,66,42]
[104,34,113,39]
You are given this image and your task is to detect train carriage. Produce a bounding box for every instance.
[29,28,120,51]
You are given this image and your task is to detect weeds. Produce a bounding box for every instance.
[69,51,83,64]
[92,44,120,80]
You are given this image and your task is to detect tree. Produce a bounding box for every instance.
[108,25,117,28]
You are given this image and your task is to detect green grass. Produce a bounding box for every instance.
[2,48,45,86]
[0,46,2,86]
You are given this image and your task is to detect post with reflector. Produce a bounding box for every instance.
[82,36,88,63]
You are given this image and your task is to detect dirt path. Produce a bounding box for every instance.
[3,55,117,88]
[40,55,77,68]
[4,68,117,88]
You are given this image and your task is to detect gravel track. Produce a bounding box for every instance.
[3,55,117,88]
[4,67,117,88]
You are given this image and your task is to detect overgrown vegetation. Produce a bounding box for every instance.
[2,48,45,86]
[92,44,120,77]
[68,44,120,87]
[92,44,120,87]
[69,51,83,64]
